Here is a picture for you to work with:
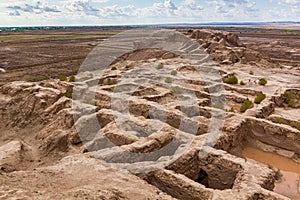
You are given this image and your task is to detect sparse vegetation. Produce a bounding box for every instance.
[273,117,300,131]
[156,63,164,70]
[125,65,131,70]
[273,117,288,124]
[258,78,267,86]
[44,83,54,88]
[83,99,96,105]
[165,77,173,84]
[29,76,48,82]
[171,70,177,76]
[293,121,300,131]
[212,102,225,110]
[229,107,235,113]
[59,75,67,81]
[254,93,266,104]
[240,99,254,113]
[113,86,123,93]
[275,169,282,181]
[171,86,183,94]
[249,70,254,75]
[103,79,116,86]
[284,91,300,108]
[69,75,76,82]
[240,81,246,85]
[78,73,93,82]
[111,66,117,70]
[64,91,73,99]
[224,75,238,85]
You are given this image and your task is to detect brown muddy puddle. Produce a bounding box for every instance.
[243,147,300,199]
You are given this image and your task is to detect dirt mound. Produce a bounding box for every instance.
[0,154,174,199]
[0,80,77,170]
[112,49,179,65]
[187,29,279,67]
[191,29,243,47]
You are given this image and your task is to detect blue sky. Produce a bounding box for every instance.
[0,0,299,26]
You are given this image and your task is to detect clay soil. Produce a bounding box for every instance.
[1,27,299,86]
[0,28,123,85]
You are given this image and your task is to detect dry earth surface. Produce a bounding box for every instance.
[0,27,299,199]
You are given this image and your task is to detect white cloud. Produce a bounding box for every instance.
[66,0,99,16]
[1,0,299,26]
[7,1,61,15]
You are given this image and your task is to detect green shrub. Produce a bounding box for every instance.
[29,76,48,82]
[171,86,183,94]
[156,63,164,70]
[111,66,117,70]
[240,81,246,85]
[171,70,177,76]
[254,93,266,104]
[284,91,300,108]
[165,77,173,84]
[258,78,267,86]
[224,75,238,85]
[59,75,67,81]
[64,91,73,99]
[69,75,76,82]
[240,99,254,113]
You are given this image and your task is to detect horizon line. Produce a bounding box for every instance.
[0,21,300,28]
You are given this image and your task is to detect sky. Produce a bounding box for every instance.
[0,0,299,26]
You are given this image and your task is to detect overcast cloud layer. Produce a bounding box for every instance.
[1,0,299,26]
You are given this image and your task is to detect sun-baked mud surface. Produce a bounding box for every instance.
[0,27,299,199]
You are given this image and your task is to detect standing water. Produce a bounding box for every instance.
[243,147,300,200]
